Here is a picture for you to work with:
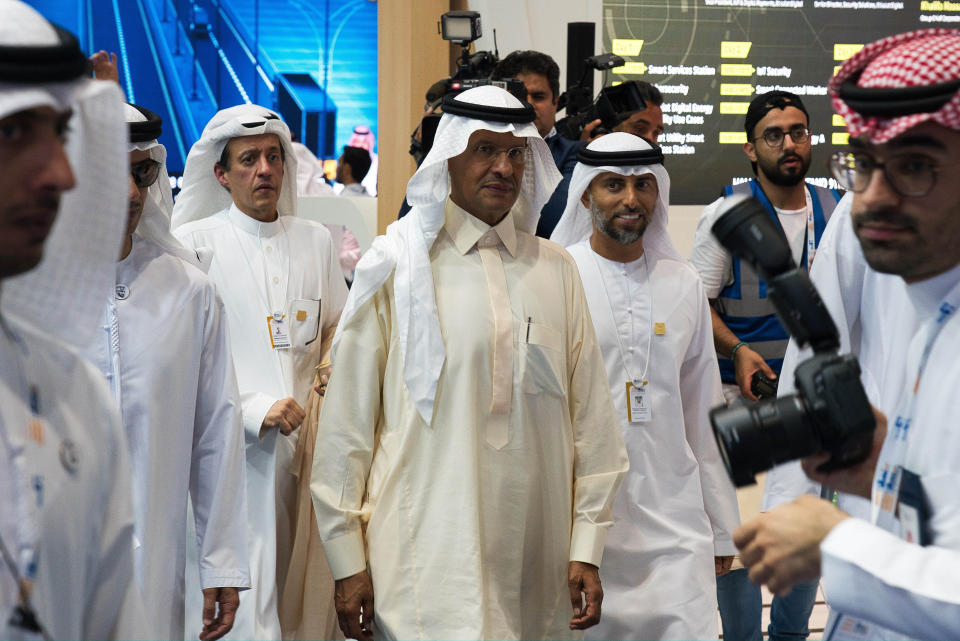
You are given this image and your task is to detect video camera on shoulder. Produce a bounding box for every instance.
[554,56,655,140]
[708,194,877,488]
[410,11,527,163]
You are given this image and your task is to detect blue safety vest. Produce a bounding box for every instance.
[716,179,841,384]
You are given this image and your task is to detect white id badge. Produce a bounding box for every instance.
[899,503,921,545]
[626,381,651,423]
[267,314,291,349]
[825,614,878,641]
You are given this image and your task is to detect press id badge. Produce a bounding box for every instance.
[267,313,291,349]
[626,381,651,423]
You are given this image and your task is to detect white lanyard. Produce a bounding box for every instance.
[803,188,816,271]
[871,281,960,528]
[591,250,653,386]
[229,215,291,316]
[0,324,44,615]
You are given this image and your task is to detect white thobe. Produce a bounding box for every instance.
[311,201,629,640]
[817,261,960,641]
[82,237,250,639]
[569,241,740,640]
[175,205,347,639]
[0,313,145,640]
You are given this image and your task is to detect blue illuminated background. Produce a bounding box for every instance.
[27,0,378,174]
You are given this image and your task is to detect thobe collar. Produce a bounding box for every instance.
[545,126,558,140]
[591,246,647,276]
[905,260,960,318]
[444,197,518,258]
[226,202,284,239]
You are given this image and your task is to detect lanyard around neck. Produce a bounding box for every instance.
[591,250,654,385]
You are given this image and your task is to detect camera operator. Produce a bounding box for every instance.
[580,80,665,144]
[493,50,583,238]
[735,29,960,640]
[690,90,842,641]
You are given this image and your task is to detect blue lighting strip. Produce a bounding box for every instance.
[110,0,136,102]
[134,0,186,161]
[208,31,251,104]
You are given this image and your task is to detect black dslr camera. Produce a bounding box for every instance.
[708,194,876,487]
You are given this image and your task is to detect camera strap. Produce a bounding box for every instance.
[870,280,960,533]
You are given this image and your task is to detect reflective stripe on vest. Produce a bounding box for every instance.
[715,179,840,383]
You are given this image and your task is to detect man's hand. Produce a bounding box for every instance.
[313,361,332,396]
[801,405,886,499]
[715,555,734,577]
[89,50,119,83]
[734,495,849,596]
[261,397,305,436]
[734,345,776,401]
[579,118,604,142]
[198,587,239,641]
[334,569,375,641]
[568,561,603,630]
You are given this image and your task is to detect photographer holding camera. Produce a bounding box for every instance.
[735,29,960,640]
[690,91,842,641]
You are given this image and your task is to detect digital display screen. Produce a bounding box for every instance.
[601,1,931,204]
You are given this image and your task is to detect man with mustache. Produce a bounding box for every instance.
[551,133,740,640]
[689,90,841,641]
[0,1,147,637]
[311,85,628,640]
[81,103,250,640]
[734,28,960,640]
[173,105,347,640]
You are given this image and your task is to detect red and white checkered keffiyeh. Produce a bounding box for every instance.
[829,29,960,143]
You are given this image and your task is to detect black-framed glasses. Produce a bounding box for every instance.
[130,158,161,189]
[755,126,809,148]
[828,150,953,198]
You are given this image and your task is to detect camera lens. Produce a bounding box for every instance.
[710,395,820,487]
[711,194,796,278]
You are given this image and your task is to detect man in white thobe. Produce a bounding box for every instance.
[0,2,146,638]
[551,132,741,640]
[172,104,347,640]
[311,86,629,641]
[82,103,250,640]
[735,29,960,640]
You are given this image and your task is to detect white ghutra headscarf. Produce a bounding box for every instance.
[170,103,299,229]
[336,85,561,426]
[550,132,682,263]
[0,0,128,349]
[124,102,205,267]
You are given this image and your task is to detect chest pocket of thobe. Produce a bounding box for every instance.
[287,298,321,347]
[519,320,564,396]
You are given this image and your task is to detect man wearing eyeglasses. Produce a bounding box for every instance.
[82,103,250,640]
[690,90,841,641]
[734,28,960,640]
[311,86,628,640]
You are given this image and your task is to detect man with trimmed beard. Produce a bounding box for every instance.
[690,90,841,641]
[551,133,740,640]
[735,28,960,640]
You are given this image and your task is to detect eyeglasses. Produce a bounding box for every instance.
[130,158,161,189]
[829,150,954,198]
[469,143,526,165]
[755,126,810,148]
